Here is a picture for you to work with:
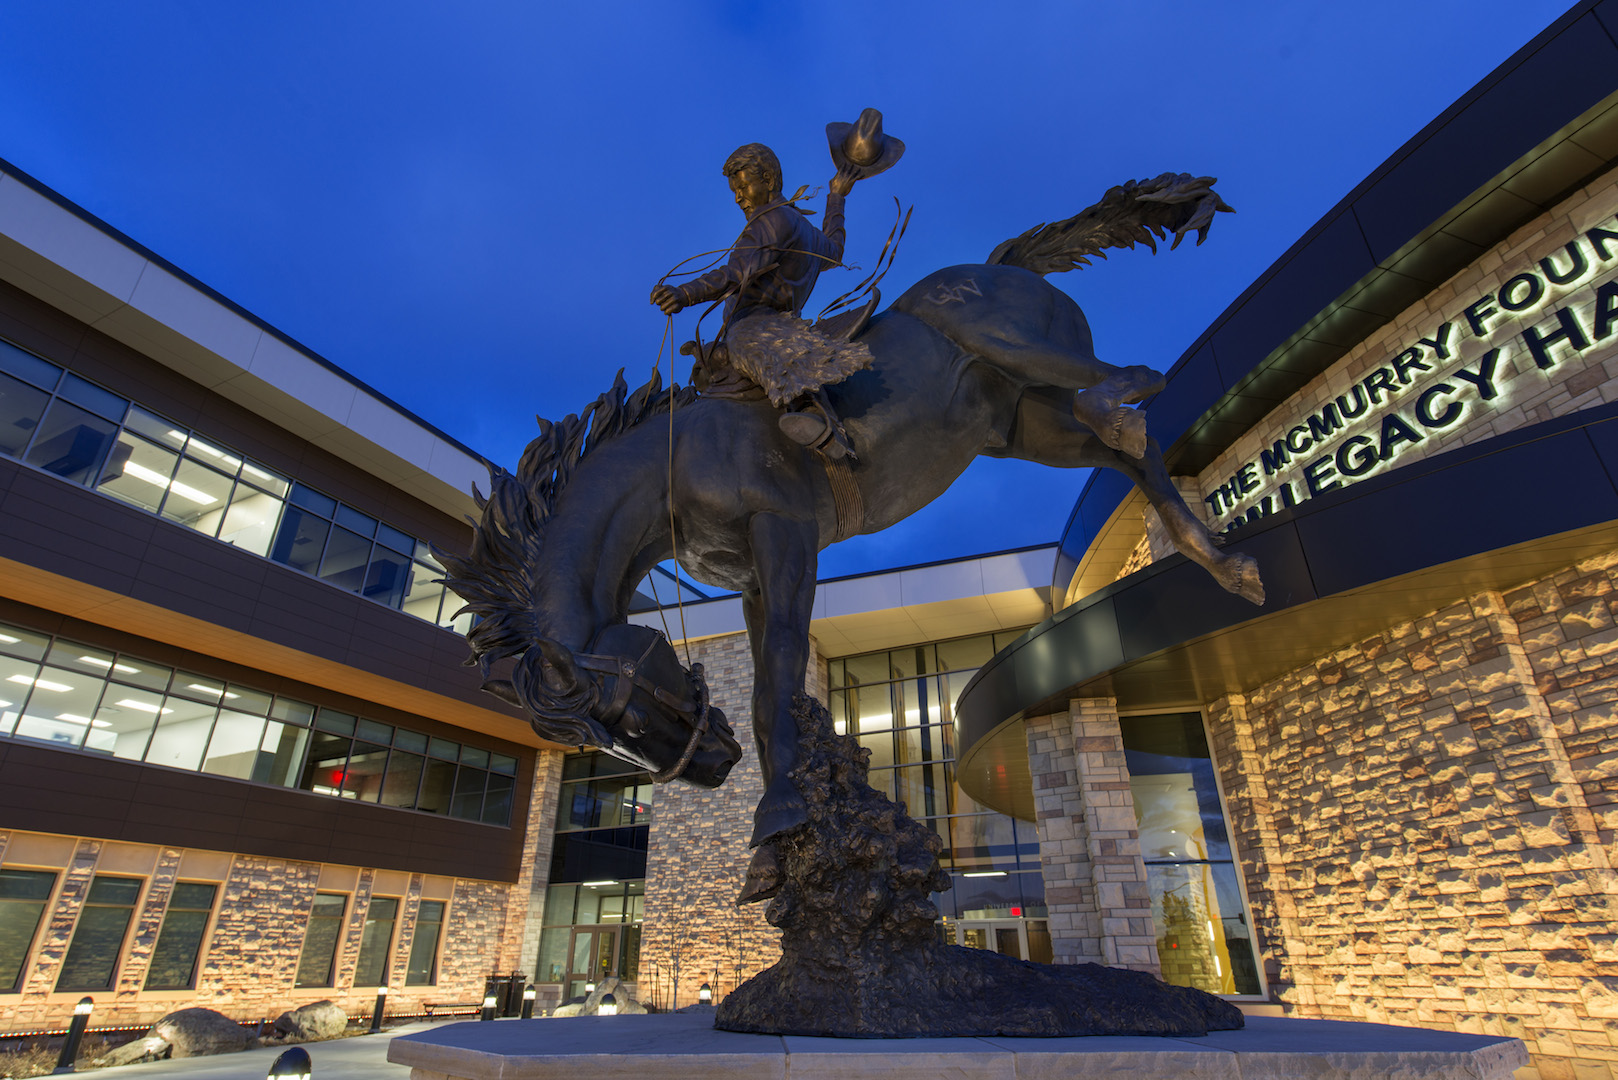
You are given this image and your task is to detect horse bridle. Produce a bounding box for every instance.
[572,636,716,783]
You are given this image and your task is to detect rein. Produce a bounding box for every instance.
[573,635,715,784]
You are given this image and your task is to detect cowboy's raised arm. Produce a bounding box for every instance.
[817,162,859,265]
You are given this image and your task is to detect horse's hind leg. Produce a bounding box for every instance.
[998,388,1264,605]
[970,332,1164,459]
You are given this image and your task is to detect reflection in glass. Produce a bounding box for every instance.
[295,894,346,988]
[24,399,118,484]
[0,868,56,992]
[0,372,49,459]
[352,897,398,986]
[270,506,331,576]
[344,742,389,802]
[144,882,216,990]
[319,526,372,593]
[381,751,425,808]
[364,546,410,607]
[406,900,445,985]
[57,876,141,991]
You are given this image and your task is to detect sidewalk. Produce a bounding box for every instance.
[81,1021,451,1080]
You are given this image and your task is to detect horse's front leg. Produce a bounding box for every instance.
[741,510,819,849]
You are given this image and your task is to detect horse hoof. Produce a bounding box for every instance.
[736,844,782,906]
[1218,552,1266,606]
[1111,408,1149,459]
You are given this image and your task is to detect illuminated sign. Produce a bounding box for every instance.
[1206,219,1618,531]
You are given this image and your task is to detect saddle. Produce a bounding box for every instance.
[683,289,880,401]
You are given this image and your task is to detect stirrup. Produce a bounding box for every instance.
[779,412,848,460]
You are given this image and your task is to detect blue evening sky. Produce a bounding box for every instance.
[0,1,1573,581]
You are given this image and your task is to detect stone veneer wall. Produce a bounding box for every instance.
[1208,549,1618,1080]
[0,827,529,1031]
[1026,700,1160,972]
[636,632,827,1010]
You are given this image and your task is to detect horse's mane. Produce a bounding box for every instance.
[436,367,697,736]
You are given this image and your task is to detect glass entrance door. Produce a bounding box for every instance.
[957,919,1026,959]
[566,925,619,1001]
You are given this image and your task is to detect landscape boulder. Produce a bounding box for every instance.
[96,1035,171,1067]
[272,1000,348,1042]
[149,1007,255,1058]
[552,976,650,1017]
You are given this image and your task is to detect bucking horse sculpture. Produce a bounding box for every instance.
[437,168,1264,868]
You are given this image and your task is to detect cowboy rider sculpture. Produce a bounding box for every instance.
[650,110,904,460]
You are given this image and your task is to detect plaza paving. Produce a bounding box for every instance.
[86,1021,449,1080]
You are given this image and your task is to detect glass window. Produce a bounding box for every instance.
[270,506,331,576]
[0,624,49,662]
[217,483,283,557]
[159,460,234,535]
[201,710,267,780]
[406,900,445,985]
[270,697,315,726]
[90,685,167,759]
[417,759,455,815]
[56,875,142,991]
[143,697,218,772]
[335,505,377,537]
[121,406,186,450]
[238,460,289,498]
[57,373,126,423]
[1122,712,1261,996]
[254,722,310,788]
[12,665,107,750]
[318,526,372,593]
[0,868,56,992]
[450,768,487,820]
[301,729,353,797]
[0,340,62,391]
[295,893,347,988]
[23,399,119,485]
[402,561,445,624]
[483,773,515,826]
[144,882,217,990]
[352,897,398,987]
[95,432,179,513]
[363,546,411,607]
[376,523,415,554]
[287,482,337,518]
[343,742,389,802]
[380,752,424,809]
[559,774,654,830]
[180,435,243,477]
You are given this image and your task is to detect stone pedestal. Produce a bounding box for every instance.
[387,1012,1527,1080]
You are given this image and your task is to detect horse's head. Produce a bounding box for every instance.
[487,624,742,788]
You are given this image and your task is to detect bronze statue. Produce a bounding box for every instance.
[441,107,1253,836]
[650,109,906,460]
[438,108,1255,1037]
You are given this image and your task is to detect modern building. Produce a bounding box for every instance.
[0,5,1615,1080]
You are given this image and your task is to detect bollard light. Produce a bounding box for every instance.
[598,993,617,1017]
[480,991,498,1022]
[585,982,595,994]
[521,985,536,1020]
[698,982,712,1005]
[50,996,94,1074]
[267,1046,312,1080]
[368,985,389,1034]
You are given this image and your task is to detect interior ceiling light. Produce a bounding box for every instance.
[114,699,172,715]
[8,675,71,692]
[186,684,238,699]
[77,655,140,674]
[121,461,219,506]
[962,871,1008,878]
[0,633,19,644]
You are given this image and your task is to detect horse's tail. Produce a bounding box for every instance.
[985,173,1233,276]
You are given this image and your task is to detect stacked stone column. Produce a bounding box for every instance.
[1027,696,1160,973]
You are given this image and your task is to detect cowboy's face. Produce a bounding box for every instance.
[729,167,775,216]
